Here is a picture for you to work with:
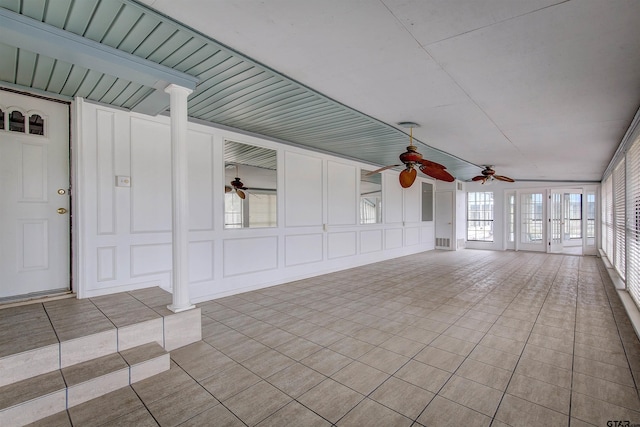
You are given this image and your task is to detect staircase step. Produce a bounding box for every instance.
[62,352,130,408]
[0,371,66,427]
[120,342,169,383]
[0,343,169,426]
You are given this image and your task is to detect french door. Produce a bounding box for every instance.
[519,192,545,252]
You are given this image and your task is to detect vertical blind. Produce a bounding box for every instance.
[627,138,640,306]
[614,160,626,279]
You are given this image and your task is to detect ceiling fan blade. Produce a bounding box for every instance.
[419,164,455,182]
[471,176,486,181]
[366,164,401,175]
[399,168,417,188]
[419,158,446,169]
[236,189,246,199]
[225,185,232,193]
[494,175,515,182]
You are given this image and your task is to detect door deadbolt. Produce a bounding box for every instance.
[57,208,68,214]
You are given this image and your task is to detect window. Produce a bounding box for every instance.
[224,193,244,228]
[603,175,614,258]
[467,192,494,241]
[586,191,596,244]
[521,193,543,243]
[29,114,44,135]
[614,160,626,279]
[627,138,640,307]
[360,170,382,224]
[9,110,25,132]
[507,193,515,243]
[0,109,4,130]
[422,182,433,221]
[567,193,582,239]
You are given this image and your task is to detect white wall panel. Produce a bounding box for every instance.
[130,244,172,277]
[385,228,403,249]
[285,234,323,266]
[404,182,421,223]
[76,102,438,299]
[188,131,214,231]
[223,237,278,277]
[405,227,421,246]
[96,110,115,235]
[327,161,357,225]
[285,151,322,227]
[189,240,214,283]
[328,231,357,259]
[130,118,171,233]
[361,229,383,253]
[384,173,403,224]
[97,247,116,282]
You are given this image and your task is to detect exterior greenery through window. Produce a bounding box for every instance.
[467,192,494,242]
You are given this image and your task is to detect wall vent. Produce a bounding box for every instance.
[436,237,451,248]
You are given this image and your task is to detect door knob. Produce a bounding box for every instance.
[57,208,68,214]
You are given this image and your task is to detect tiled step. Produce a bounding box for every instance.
[0,342,169,427]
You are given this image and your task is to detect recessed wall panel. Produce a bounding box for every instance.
[327,161,357,225]
[189,240,214,283]
[405,227,420,246]
[223,237,278,277]
[404,182,421,223]
[18,220,48,270]
[360,229,383,253]
[130,118,171,233]
[285,151,322,227]
[96,110,115,235]
[385,228,403,249]
[328,231,356,259]
[97,247,116,282]
[20,143,46,201]
[422,225,435,249]
[285,234,323,266]
[188,131,214,231]
[130,244,172,277]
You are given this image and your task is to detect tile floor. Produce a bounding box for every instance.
[28,250,640,426]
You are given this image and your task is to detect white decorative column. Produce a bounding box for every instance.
[166,84,195,313]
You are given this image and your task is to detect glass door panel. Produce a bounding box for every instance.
[520,192,545,251]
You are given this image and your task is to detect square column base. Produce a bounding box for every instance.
[167,303,196,313]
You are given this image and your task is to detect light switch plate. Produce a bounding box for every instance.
[116,176,131,187]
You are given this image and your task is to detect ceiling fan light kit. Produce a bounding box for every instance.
[471,166,515,184]
[367,122,455,188]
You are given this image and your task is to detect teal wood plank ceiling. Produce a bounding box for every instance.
[0,0,478,179]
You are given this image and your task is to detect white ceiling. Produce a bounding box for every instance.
[141,0,640,182]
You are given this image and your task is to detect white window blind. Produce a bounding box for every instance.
[614,159,626,279]
[627,138,640,307]
[603,175,614,259]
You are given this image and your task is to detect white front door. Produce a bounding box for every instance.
[0,90,70,299]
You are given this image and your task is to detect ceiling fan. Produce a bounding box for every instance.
[225,164,248,199]
[471,166,515,184]
[367,123,455,188]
